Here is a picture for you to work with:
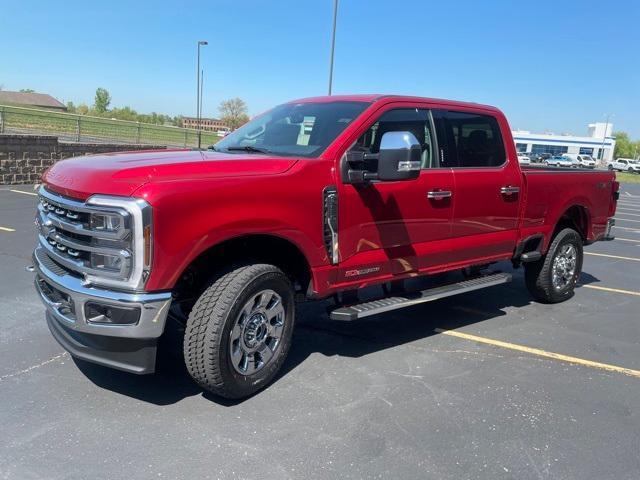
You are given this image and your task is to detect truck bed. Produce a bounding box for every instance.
[520,166,617,247]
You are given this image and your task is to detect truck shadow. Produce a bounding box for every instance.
[75,266,602,406]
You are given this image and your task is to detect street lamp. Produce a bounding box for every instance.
[328,0,338,95]
[197,40,208,149]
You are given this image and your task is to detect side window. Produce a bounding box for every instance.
[351,108,439,169]
[433,110,506,168]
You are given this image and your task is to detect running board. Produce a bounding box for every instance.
[330,272,512,321]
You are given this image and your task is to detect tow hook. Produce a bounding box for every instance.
[26,265,35,273]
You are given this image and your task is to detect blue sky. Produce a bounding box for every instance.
[1,0,638,137]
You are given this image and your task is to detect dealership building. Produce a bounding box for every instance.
[512,122,616,163]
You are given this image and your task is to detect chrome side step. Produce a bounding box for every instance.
[330,272,512,321]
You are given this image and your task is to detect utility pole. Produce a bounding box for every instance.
[196,40,208,149]
[328,0,338,95]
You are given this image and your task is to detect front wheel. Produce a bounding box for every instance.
[608,164,614,170]
[184,264,295,399]
[525,228,583,303]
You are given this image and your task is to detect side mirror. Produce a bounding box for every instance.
[377,131,422,181]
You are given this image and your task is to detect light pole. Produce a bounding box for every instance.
[197,40,208,149]
[599,113,613,166]
[328,0,338,95]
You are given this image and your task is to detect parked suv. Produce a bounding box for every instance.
[32,95,619,399]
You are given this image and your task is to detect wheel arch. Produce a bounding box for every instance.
[171,233,314,312]
[550,203,591,248]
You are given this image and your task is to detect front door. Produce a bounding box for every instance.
[336,105,455,286]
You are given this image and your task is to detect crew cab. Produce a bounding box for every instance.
[32,95,619,399]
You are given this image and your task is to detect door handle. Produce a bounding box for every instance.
[427,190,452,200]
[500,186,520,195]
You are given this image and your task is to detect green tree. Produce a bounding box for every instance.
[613,131,637,159]
[19,88,35,93]
[219,97,249,131]
[66,101,77,113]
[94,87,111,114]
[76,103,90,115]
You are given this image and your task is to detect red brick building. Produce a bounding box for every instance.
[182,116,229,132]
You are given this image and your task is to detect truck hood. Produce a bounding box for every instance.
[43,149,298,200]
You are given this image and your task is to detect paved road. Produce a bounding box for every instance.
[1,183,639,480]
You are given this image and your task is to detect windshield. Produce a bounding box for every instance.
[213,101,369,158]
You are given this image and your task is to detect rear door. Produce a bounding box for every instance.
[433,109,522,265]
[336,104,455,283]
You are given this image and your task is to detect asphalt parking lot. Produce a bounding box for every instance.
[1,183,639,480]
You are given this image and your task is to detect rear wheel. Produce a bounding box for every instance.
[184,264,295,399]
[525,228,583,304]
[608,164,614,170]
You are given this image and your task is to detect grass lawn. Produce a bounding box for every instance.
[616,172,640,184]
[1,104,220,148]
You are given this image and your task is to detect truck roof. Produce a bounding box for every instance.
[287,94,501,113]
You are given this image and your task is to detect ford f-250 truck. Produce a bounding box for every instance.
[32,95,619,399]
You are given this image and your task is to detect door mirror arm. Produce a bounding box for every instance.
[344,151,379,184]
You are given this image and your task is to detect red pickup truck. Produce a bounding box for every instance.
[33,95,618,399]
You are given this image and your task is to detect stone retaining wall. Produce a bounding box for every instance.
[0,135,167,185]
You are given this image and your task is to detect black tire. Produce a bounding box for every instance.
[184,264,295,399]
[524,228,583,304]
[607,164,613,170]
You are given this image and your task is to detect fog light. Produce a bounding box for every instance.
[84,302,140,325]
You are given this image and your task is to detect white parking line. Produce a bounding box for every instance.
[615,211,640,217]
[0,226,16,232]
[616,238,640,243]
[615,217,640,223]
[614,226,640,233]
[10,189,38,197]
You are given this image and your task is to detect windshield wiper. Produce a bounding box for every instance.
[225,145,271,154]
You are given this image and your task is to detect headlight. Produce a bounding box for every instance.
[90,212,123,232]
[84,195,153,291]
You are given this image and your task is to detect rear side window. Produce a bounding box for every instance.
[433,110,506,168]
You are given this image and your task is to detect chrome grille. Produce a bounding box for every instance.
[36,187,133,281]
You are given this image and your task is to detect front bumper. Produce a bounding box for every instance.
[33,246,172,374]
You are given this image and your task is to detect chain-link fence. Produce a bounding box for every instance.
[0,104,220,148]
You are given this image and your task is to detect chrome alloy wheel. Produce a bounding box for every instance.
[552,244,577,291]
[229,289,285,375]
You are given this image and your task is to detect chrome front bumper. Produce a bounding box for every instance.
[33,246,172,373]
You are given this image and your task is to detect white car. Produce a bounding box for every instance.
[608,158,640,173]
[546,155,574,168]
[517,153,531,165]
